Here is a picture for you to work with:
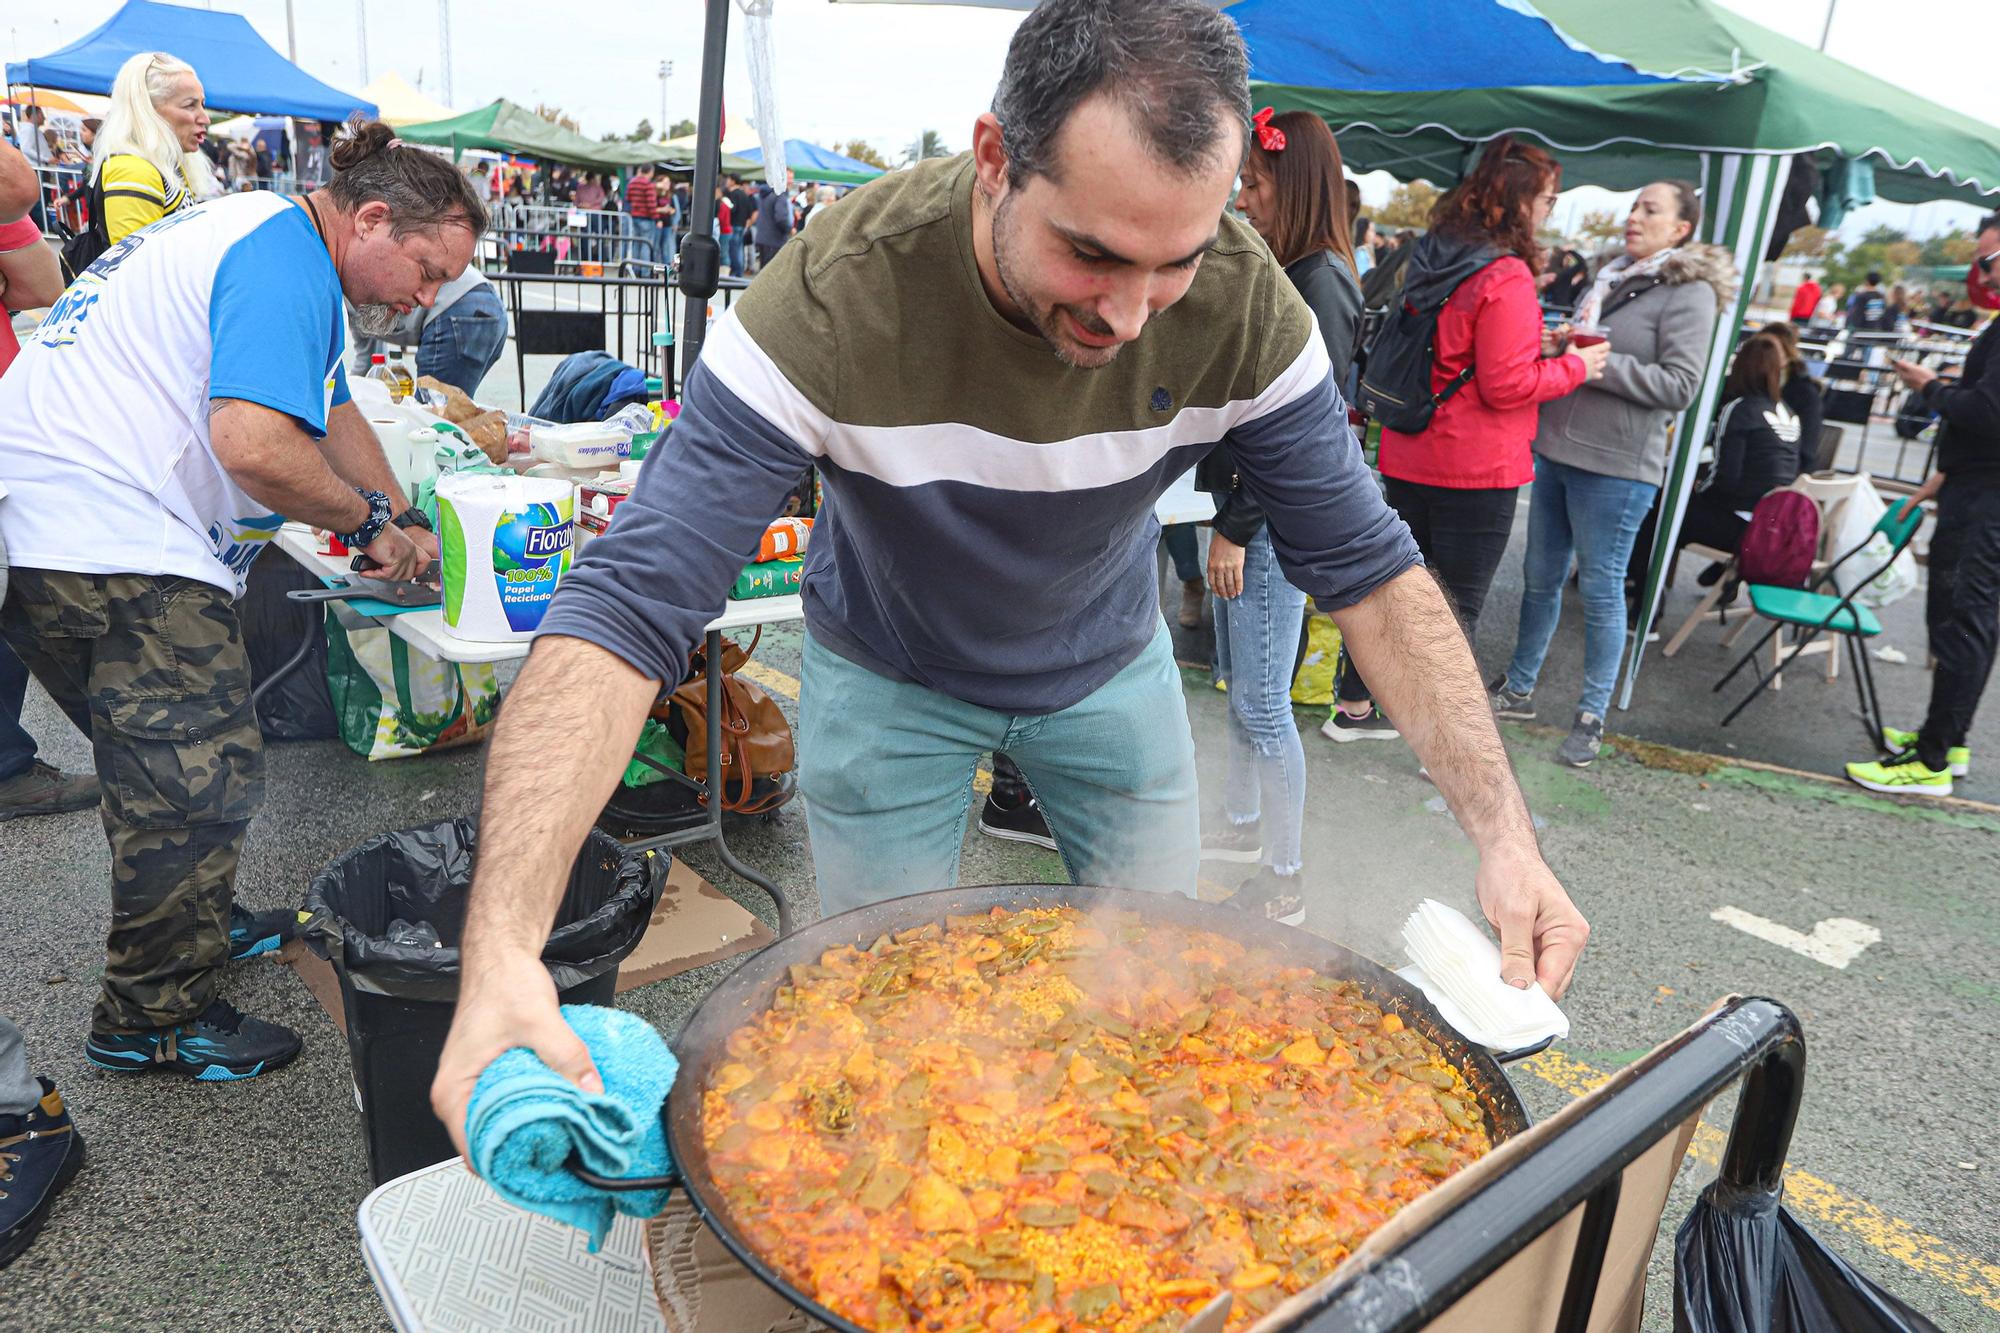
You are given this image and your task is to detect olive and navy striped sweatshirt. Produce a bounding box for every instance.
[538,154,1421,714]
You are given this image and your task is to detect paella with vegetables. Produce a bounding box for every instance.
[700,904,1494,1332]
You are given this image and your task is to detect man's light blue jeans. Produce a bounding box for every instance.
[1504,454,1659,717]
[1211,528,1308,874]
[798,621,1199,919]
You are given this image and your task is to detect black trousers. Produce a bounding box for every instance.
[1339,477,1519,704]
[1918,478,2000,769]
[1676,490,1753,556]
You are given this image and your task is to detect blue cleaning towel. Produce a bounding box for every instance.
[465,1004,678,1251]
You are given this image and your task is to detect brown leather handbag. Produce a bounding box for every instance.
[663,628,795,814]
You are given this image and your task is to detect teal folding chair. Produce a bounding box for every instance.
[1713,502,1924,743]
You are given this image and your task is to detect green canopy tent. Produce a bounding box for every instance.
[397,98,695,173]
[1258,0,2000,709]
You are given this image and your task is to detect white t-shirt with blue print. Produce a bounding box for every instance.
[0,191,351,595]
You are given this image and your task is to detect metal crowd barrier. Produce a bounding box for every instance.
[482,224,662,272]
[482,266,751,408]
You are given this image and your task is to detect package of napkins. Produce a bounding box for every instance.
[1397,899,1569,1053]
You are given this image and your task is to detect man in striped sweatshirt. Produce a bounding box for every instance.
[434,0,1588,1139]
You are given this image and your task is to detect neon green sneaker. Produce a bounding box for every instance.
[1846,753,1953,798]
[1881,726,1970,777]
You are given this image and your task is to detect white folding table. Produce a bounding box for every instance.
[274,525,804,930]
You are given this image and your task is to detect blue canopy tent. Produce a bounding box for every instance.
[6,0,373,121]
[739,139,885,187]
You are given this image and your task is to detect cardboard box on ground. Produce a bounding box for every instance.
[279,858,776,1040]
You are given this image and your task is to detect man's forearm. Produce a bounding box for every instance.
[210,399,371,532]
[1332,567,1537,850]
[318,401,413,512]
[461,636,660,969]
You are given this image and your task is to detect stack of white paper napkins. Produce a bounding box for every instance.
[1397,899,1569,1053]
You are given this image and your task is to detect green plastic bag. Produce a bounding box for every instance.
[622,718,687,787]
[1291,615,1342,706]
[324,604,501,761]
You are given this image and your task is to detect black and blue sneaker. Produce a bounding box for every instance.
[228,903,301,961]
[84,1001,302,1082]
[0,1077,86,1268]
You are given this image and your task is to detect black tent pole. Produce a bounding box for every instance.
[676,0,730,386]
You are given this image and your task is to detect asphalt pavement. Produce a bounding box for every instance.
[6,576,1998,1329]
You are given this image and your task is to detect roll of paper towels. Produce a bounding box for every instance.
[437,473,575,641]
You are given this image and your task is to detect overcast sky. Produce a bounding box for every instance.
[7,0,1993,236]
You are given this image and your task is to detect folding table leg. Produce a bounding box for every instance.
[701,628,793,935]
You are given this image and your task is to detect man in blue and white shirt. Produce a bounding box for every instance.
[0,123,486,1082]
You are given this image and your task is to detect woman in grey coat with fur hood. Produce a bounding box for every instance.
[1489,181,1739,766]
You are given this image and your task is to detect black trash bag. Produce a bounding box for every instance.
[240,553,338,740]
[1675,1180,1942,1332]
[301,815,661,1001]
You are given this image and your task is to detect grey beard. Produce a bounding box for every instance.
[349,303,401,338]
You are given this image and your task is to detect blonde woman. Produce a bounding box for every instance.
[89,51,215,245]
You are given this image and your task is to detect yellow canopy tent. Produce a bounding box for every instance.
[354,71,455,128]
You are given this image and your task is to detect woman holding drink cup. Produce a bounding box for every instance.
[1490,181,1738,766]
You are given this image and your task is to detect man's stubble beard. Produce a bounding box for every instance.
[349,302,401,338]
[990,190,1120,371]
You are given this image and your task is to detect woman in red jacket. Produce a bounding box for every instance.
[1328,137,1606,740]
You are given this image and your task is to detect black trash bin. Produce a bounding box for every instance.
[303,816,663,1185]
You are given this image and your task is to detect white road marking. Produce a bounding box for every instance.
[1709,906,1881,968]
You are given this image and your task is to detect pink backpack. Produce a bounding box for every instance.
[1735,490,1819,588]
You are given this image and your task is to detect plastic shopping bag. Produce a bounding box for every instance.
[1827,477,1921,609]
[1291,615,1342,706]
[325,604,500,761]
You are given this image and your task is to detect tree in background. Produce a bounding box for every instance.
[599,119,657,144]
[1818,224,1923,290]
[1573,209,1623,248]
[903,130,951,166]
[669,118,697,140]
[838,139,890,171]
[1919,229,1977,266]
[1780,225,1832,260]
[533,104,581,134]
[1376,181,1441,229]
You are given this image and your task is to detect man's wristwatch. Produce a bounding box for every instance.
[339,489,395,550]
[393,507,434,533]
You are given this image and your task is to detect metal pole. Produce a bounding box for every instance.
[1818,0,1837,51]
[284,0,297,61]
[356,0,370,84]
[678,0,730,382]
[437,0,453,106]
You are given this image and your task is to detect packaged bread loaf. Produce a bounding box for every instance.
[415,375,481,425]
[461,409,511,464]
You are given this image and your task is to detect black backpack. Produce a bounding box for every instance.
[1354,278,1479,434]
[58,169,113,283]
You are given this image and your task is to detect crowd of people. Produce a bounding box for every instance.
[485,160,842,274]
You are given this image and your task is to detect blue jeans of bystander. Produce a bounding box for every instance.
[1211,529,1308,874]
[1504,454,1659,717]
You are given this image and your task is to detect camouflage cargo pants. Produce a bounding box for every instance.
[0,568,264,1035]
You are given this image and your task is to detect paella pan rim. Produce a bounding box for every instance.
[661,883,1529,1333]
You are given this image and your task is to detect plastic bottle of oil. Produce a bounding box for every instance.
[385,351,415,403]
